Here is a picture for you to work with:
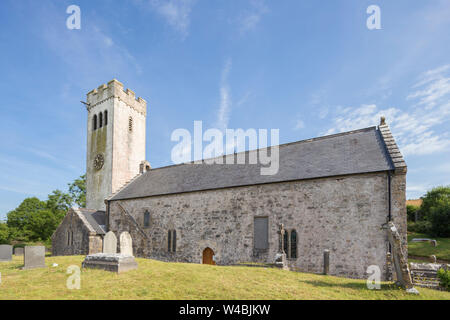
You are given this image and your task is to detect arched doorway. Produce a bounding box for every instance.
[202,247,216,265]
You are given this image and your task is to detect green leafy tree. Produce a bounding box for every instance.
[27,209,62,241]
[429,200,450,237]
[0,222,9,244]
[406,205,420,222]
[47,189,72,214]
[68,174,86,208]
[420,186,450,221]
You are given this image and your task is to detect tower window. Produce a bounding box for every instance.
[93,114,97,130]
[128,116,133,132]
[99,112,103,128]
[104,110,108,126]
[144,211,150,228]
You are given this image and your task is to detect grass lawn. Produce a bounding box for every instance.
[408,232,450,262]
[0,255,449,300]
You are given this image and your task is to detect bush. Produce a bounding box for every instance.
[437,268,450,291]
[407,221,432,234]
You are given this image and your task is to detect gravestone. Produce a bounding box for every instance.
[14,247,24,256]
[23,246,46,269]
[83,230,137,273]
[0,245,13,262]
[120,232,133,256]
[103,231,117,254]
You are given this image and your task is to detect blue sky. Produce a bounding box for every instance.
[1,0,450,219]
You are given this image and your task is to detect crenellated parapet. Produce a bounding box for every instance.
[86,79,147,116]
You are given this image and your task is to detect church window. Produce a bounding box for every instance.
[71,231,74,246]
[144,211,150,228]
[280,229,298,259]
[168,230,172,252]
[254,217,268,250]
[67,231,70,246]
[168,229,177,252]
[283,231,288,254]
[104,110,108,126]
[93,114,97,130]
[172,230,177,253]
[290,230,297,259]
[128,116,133,132]
[99,112,103,128]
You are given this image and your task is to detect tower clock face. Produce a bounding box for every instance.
[94,154,104,170]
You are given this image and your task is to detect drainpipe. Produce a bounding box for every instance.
[387,171,393,254]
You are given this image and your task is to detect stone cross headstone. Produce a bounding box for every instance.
[103,231,117,254]
[120,232,133,256]
[23,246,46,269]
[0,245,13,262]
[384,222,418,294]
[14,247,24,256]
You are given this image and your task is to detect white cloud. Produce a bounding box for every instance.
[324,65,450,156]
[215,59,232,131]
[149,0,196,38]
[238,0,269,34]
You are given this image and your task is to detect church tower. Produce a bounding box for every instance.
[85,79,147,211]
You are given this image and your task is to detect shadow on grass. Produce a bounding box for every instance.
[299,277,401,291]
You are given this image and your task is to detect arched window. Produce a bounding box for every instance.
[128,116,133,132]
[104,110,108,126]
[290,230,297,259]
[71,230,74,246]
[99,112,103,128]
[93,114,97,130]
[144,211,150,228]
[67,230,71,246]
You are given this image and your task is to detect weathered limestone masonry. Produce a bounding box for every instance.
[85,79,147,211]
[378,119,408,255]
[109,172,392,279]
[52,208,104,256]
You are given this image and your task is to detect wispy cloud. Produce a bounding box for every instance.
[238,0,269,34]
[149,0,196,39]
[324,65,450,157]
[215,58,232,132]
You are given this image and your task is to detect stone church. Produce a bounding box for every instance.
[52,79,407,280]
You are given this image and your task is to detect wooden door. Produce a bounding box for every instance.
[202,247,216,265]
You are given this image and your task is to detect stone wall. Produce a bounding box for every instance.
[108,171,404,279]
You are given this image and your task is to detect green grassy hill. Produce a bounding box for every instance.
[0,255,449,300]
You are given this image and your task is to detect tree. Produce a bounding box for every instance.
[47,189,72,214]
[430,200,450,237]
[407,205,420,222]
[420,186,450,221]
[68,174,86,208]
[0,222,9,244]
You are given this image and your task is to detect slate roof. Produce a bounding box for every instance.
[109,126,398,201]
[77,209,107,234]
